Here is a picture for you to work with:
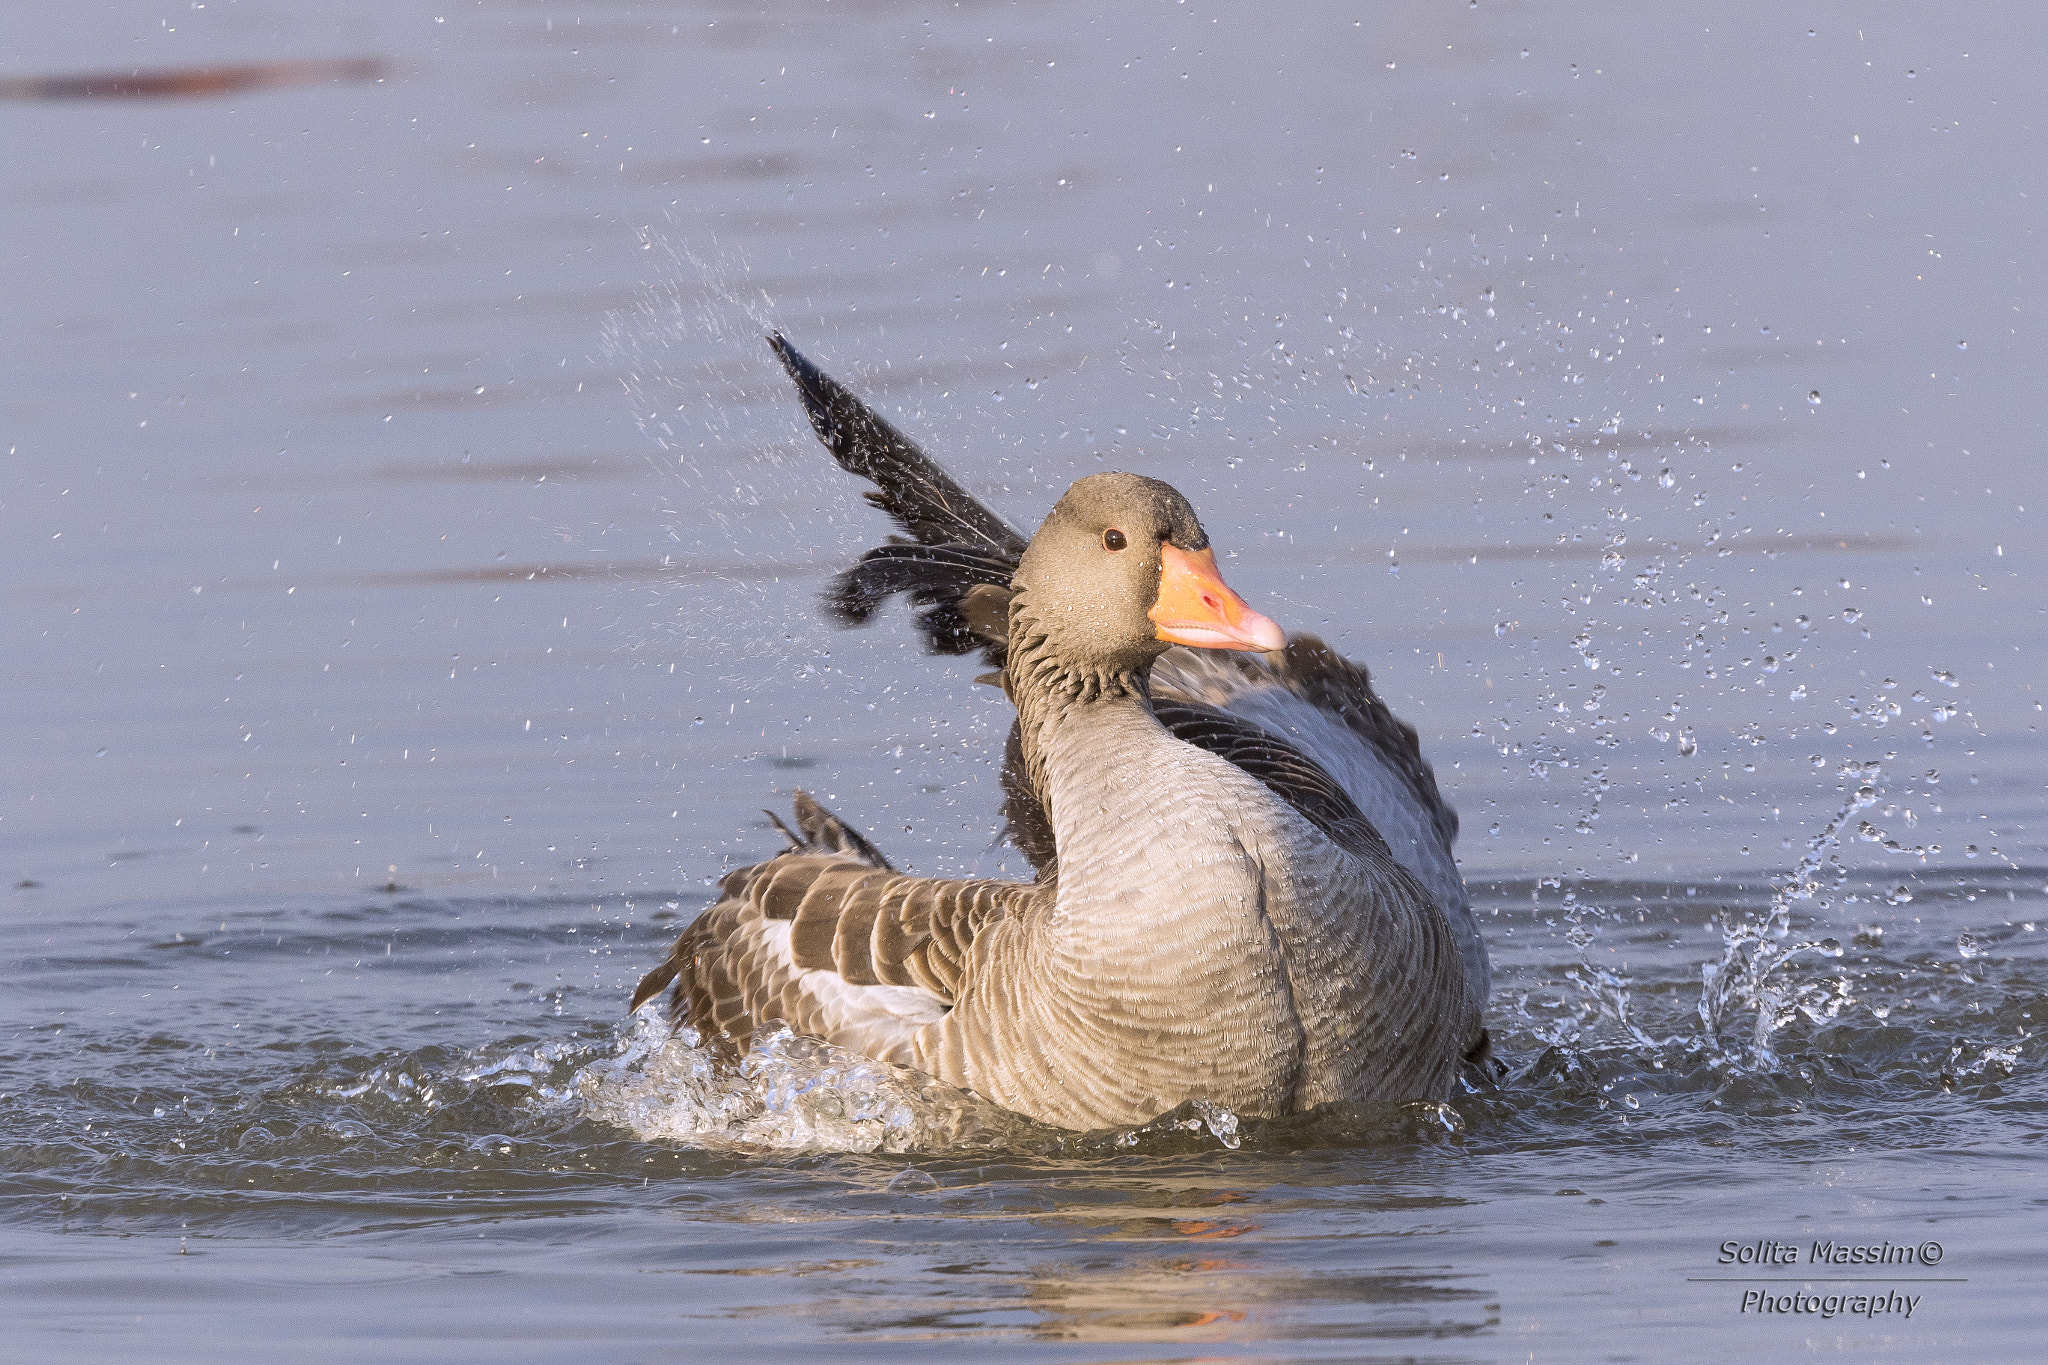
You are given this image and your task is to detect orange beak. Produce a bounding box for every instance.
[1148,544,1286,652]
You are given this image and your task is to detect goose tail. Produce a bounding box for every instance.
[783,789,894,870]
[628,958,679,1015]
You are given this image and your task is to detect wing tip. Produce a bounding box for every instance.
[764,328,803,378]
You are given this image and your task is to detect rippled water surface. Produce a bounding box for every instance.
[5,2,2044,1360]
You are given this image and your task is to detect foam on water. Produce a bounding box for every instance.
[572,1008,1269,1154]
[573,1010,1036,1154]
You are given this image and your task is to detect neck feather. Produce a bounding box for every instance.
[1004,595,1157,804]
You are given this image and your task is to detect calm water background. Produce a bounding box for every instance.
[4,2,2044,1360]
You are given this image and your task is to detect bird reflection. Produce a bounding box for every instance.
[992,1200,1496,1347]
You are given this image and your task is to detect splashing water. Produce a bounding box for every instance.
[1111,1098,1245,1151]
[577,1015,991,1154]
[601,232,777,463]
[571,1008,1265,1154]
[1694,760,1876,1068]
[575,1011,1011,1153]
[1524,758,1893,1076]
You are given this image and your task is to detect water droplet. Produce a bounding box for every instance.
[1956,932,1981,958]
[1677,728,1697,757]
[1931,668,1957,686]
[1494,621,1510,637]
[1841,607,1861,624]
[1808,390,1822,406]
[1957,340,1968,351]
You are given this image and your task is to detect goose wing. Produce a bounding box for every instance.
[769,333,1025,666]
[1150,640,1486,1007]
[1149,697,1394,861]
[769,333,1026,557]
[989,693,1406,878]
[633,792,1049,1059]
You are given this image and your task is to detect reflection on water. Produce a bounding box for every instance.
[0,57,384,102]
[4,0,2044,1358]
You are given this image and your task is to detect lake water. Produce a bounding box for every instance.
[4,1,2043,1360]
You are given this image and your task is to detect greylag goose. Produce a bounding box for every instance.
[630,336,1490,1131]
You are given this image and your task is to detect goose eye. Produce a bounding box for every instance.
[1102,528,1128,552]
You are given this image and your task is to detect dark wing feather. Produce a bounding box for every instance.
[768,333,1025,664]
[825,542,1018,658]
[1152,700,1394,860]
[998,720,1058,876]
[1261,636,1458,849]
[767,332,1027,556]
[785,788,894,868]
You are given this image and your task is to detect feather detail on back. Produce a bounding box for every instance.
[1151,639,1456,849]
[1148,698,1393,861]
[993,646,1445,892]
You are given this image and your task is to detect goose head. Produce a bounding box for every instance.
[1008,473,1284,686]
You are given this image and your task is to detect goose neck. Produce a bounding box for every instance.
[1006,653,1155,805]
